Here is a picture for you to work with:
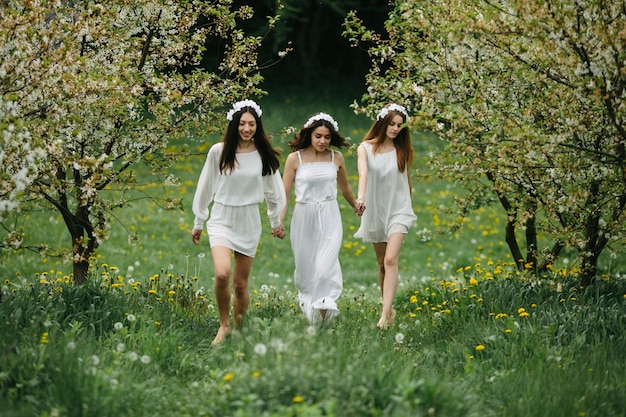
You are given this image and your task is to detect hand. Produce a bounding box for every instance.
[191,228,202,245]
[355,199,366,216]
[272,224,285,239]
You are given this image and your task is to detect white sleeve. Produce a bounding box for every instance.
[262,169,287,228]
[192,144,221,230]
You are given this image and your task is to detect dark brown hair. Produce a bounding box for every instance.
[219,107,280,175]
[288,117,348,151]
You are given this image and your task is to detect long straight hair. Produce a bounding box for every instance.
[363,110,413,173]
[219,107,280,175]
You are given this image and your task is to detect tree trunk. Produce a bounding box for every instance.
[73,255,90,285]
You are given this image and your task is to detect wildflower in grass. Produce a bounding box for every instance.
[114,322,124,330]
[395,333,405,344]
[495,313,507,319]
[252,371,261,378]
[67,342,76,350]
[116,343,125,352]
[475,344,485,351]
[149,289,157,295]
[469,277,478,286]
[126,314,136,322]
[40,332,49,344]
[293,396,304,403]
[410,295,418,303]
[306,326,317,336]
[128,352,138,361]
[140,355,151,364]
[254,343,267,356]
[91,355,100,366]
[518,308,529,317]
[223,373,234,382]
[504,329,512,334]
[531,303,537,308]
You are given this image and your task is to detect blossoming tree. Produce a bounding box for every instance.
[1,0,282,284]
[344,0,626,285]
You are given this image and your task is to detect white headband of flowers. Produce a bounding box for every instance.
[303,112,339,131]
[377,103,410,122]
[226,99,262,121]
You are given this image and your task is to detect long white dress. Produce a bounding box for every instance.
[192,142,286,257]
[354,142,416,242]
[290,151,343,324]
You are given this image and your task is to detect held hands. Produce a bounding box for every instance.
[272,223,285,239]
[354,199,366,216]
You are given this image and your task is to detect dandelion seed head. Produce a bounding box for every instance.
[254,343,267,356]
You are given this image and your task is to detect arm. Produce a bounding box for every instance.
[355,143,368,211]
[191,144,221,244]
[335,151,364,216]
[262,167,287,239]
[280,152,298,225]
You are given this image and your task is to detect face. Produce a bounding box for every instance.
[310,125,331,152]
[385,114,404,140]
[238,111,257,142]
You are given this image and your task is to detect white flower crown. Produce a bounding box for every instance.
[303,112,339,131]
[376,103,410,122]
[226,99,262,121]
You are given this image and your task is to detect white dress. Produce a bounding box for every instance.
[290,151,343,323]
[354,142,416,242]
[192,142,286,257]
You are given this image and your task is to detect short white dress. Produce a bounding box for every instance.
[290,150,343,323]
[192,142,286,257]
[354,142,416,242]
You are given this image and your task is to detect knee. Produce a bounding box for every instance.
[214,272,230,286]
[233,280,248,298]
[384,256,398,269]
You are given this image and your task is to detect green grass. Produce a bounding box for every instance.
[1,89,626,416]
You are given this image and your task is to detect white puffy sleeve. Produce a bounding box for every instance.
[262,169,287,228]
[192,143,222,230]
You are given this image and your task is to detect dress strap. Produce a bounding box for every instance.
[296,150,303,164]
[330,150,335,163]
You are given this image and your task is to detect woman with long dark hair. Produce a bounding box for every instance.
[280,112,364,325]
[191,99,286,345]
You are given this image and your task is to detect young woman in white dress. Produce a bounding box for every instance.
[280,113,364,324]
[191,100,286,345]
[354,104,416,329]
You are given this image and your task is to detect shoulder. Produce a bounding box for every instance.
[209,142,224,154]
[284,152,300,169]
[332,150,346,163]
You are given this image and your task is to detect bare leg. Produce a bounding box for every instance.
[210,246,233,345]
[232,252,254,329]
[373,233,405,329]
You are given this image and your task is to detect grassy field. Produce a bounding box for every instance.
[1,88,626,416]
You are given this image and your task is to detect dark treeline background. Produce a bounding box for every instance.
[204,0,390,96]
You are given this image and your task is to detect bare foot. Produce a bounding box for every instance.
[211,326,231,346]
[377,308,396,330]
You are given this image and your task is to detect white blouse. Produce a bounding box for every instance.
[192,142,286,229]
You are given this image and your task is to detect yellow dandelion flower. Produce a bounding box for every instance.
[475,344,485,351]
[519,312,530,317]
[504,329,512,334]
[40,332,49,344]
[293,396,304,403]
[410,295,418,303]
[252,371,261,378]
[517,307,526,314]
[531,303,538,308]
[223,373,234,382]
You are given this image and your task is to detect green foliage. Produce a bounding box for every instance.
[344,0,626,284]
